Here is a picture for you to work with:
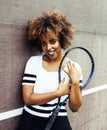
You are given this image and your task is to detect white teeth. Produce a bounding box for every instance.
[48,51,55,55]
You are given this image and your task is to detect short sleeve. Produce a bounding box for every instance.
[22,57,37,86]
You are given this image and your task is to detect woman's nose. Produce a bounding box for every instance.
[47,43,52,50]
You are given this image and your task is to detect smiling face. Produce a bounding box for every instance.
[41,29,62,61]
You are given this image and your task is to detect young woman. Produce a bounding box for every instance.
[17,10,83,130]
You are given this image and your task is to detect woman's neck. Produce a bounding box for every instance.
[42,55,62,72]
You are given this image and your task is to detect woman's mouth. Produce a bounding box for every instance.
[47,50,56,56]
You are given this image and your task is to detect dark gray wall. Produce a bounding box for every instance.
[0,0,107,130]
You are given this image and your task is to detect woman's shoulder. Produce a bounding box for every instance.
[25,55,42,68]
[25,55,42,71]
[28,55,42,63]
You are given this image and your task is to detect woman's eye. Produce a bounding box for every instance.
[50,39,56,44]
[41,41,46,46]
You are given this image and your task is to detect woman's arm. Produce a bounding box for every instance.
[64,61,83,112]
[22,79,70,105]
[69,82,82,112]
[22,85,58,105]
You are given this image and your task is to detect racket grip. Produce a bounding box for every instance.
[44,105,60,130]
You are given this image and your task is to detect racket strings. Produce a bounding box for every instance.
[62,49,92,87]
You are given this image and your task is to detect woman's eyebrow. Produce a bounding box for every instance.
[49,38,58,42]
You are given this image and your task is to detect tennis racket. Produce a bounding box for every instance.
[45,46,95,130]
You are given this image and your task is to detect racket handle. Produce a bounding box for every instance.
[45,105,60,130]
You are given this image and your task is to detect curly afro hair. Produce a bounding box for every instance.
[28,10,74,51]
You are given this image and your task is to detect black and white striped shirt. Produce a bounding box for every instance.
[22,55,82,118]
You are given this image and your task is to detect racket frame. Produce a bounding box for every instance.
[58,46,95,90]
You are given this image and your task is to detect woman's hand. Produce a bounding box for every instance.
[63,60,82,84]
[56,79,70,97]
